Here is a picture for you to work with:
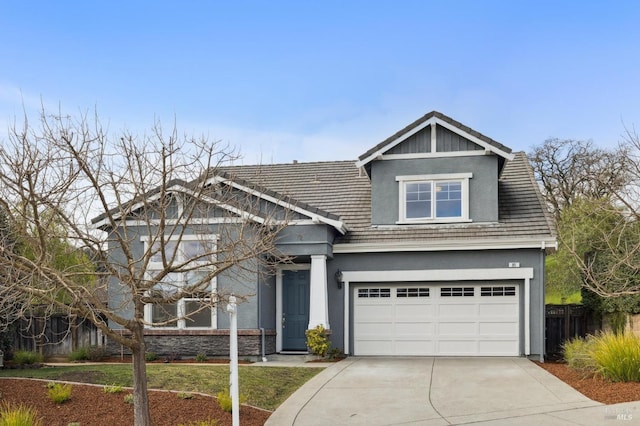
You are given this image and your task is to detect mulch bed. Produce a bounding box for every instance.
[535,361,640,404]
[0,378,271,425]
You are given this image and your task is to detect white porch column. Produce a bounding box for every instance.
[308,255,330,329]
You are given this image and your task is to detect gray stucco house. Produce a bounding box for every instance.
[101,111,556,360]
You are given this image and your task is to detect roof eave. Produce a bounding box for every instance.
[333,237,558,254]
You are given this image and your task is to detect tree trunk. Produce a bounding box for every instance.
[131,327,151,426]
[71,315,78,351]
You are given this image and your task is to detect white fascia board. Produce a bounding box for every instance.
[195,191,266,224]
[355,116,514,169]
[93,187,168,229]
[93,188,172,229]
[206,175,348,234]
[434,118,515,161]
[355,117,436,169]
[333,238,558,253]
[92,183,265,229]
[94,179,347,233]
[342,267,533,283]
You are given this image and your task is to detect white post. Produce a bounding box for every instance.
[227,295,240,426]
[308,255,329,329]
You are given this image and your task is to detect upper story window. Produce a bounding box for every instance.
[396,173,472,223]
[142,235,217,329]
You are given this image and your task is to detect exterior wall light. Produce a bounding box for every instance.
[335,269,343,289]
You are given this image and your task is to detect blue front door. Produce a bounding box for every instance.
[282,270,310,351]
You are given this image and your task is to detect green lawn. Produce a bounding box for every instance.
[0,364,321,411]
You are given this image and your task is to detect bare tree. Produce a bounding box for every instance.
[530,132,640,302]
[528,138,634,300]
[559,197,640,298]
[528,138,630,220]
[0,110,288,425]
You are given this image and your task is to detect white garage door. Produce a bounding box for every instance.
[353,284,519,356]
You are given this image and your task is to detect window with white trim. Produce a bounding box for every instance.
[441,287,474,297]
[397,288,430,298]
[358,288,391,298]
[143,235,217,329]
[481,286,516,296]
[396,173,472,223]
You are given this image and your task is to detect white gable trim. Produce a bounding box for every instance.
[91,184,261,229]
[94,179,348,234]
[207,175,348,234]
[355,116,514,169]
[436,118,514,160]
[356,117,434,168]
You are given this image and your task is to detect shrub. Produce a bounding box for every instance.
[177,392,194,400]
[562,336,597,372]
[195,352,208,362]
[216,389,232,413]
[608,311,628,336]
[216,389,245,413]
[47,383,72,404]
[0,402,42,426]
[123,394,134,405]
[12,351,43,365]
[102,384,124,394]
[591,331,640,382]
[305,325,331,357]
[144,352,158,362]
[163,352,181,362]
[87,345,107,361]
[327,347,344,360]
[68,347,89,362]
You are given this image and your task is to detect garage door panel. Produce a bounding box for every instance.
[354,284,519,356]
[438,304,479,317]
[357,304,394,321]
[438,340,478,354]
[395,340,436,355]
[479,303,517,316]
[357,340,394,355]
[478,340,519,355]
[479,321,518,335]
[439,322,478,335]
[395,321,435,335]
[355,322,394,335]
[396,304,435,320]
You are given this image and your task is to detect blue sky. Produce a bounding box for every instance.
[1,1,639,164]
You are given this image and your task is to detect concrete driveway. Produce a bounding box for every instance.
[266,357,640,425]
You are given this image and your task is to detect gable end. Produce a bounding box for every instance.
[356,111,514,171]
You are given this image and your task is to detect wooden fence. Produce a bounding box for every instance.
[12,315,104,357]
[545,304,588,358]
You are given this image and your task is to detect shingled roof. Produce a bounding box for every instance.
[220,152,556,249]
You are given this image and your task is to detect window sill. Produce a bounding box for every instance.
[395,218,473,225]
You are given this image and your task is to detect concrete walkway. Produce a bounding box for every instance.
[266,357,640,425]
